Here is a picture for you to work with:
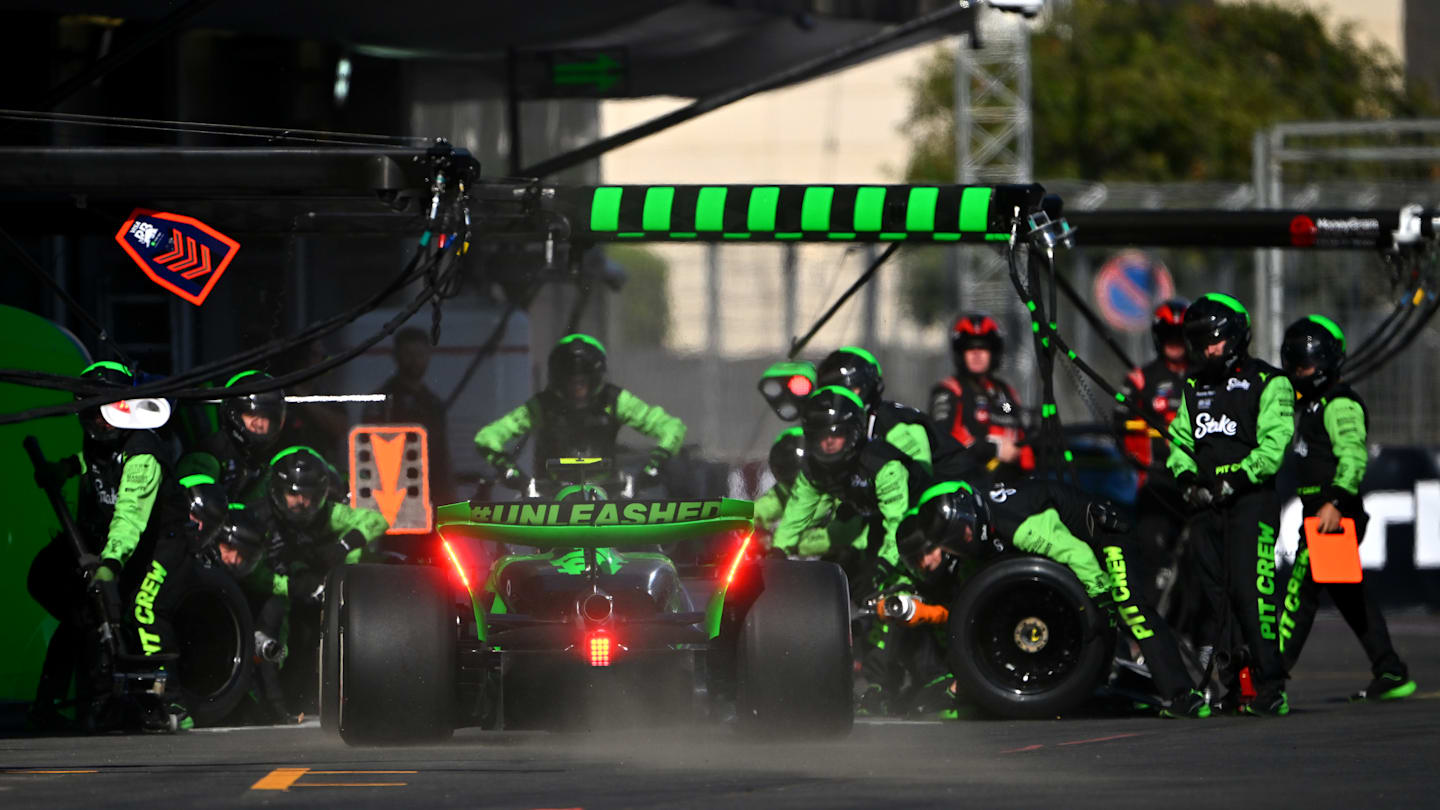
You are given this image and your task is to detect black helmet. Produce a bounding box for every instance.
[1151,298,1189,356]
[185,479,230,549]
[222,370,287,454]
[78,361,135,444]
[950,313,1003,374]
[216,505,266,578]
[896,481,990,580]
[547,334,607,408]
[801,386,868,474]
[268,446,332,527]
[817,347,885,408]
[1182,293,1251,374]
[1281,314,1346,396]
[767,426,806,495]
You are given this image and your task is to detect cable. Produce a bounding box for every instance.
[0,108,427,148]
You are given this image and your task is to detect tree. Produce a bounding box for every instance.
[903,0,1434,183]
[606,245,671,347]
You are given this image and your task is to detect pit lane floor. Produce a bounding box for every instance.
[3,611,1437,809]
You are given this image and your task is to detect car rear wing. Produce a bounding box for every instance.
[435,497,753,549]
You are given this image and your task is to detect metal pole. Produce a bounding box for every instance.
[789,242,900,358]
[1251,129,1270,358]
[863,244,879,350]
[704,243,722,453]
[1266,127,1285,361]
[782,244,797,345]
[520,3,974,178]
[506,48,522,176]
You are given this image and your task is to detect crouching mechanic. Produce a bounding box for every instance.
[176,370,287,505]
[892,479,1210,718]
[1277,315,1415,701]
[771,387,933,713]
[474,334,686,491]
[1168,293,1293,716]
[27,361,194,730]
[816,346,979,482]
[753,427,830,556]
[251,446,389,714]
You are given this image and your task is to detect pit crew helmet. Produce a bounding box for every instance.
[185,479,230,548]
[77,361,135,444]
[896,481,990,581]
[1281,314,1346,396]
[1182,293,1251,374]
[217,506,266,578]
[816,347,885,408]
[767,426,806,496]
[1151,298,1189,356]
[547,334,607,408]
[221,370,287,455]
[950,313,1003,374]
[267,446,332,528]
[800,387,868,475]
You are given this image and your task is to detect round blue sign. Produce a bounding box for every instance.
[1094,251,1174,333]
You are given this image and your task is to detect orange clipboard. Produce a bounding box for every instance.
[1304,517,1362,583]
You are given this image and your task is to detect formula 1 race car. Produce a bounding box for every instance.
[319,466,853,744]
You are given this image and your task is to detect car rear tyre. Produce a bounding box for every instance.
[333,564,456,744]
[319,565,349,732]
[947,556,1114,719]
[736,559,852,737]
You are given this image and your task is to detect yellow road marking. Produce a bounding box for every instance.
[308,771,417,774]
[250,768,309,791]
[2,770,100,774]
[295,783,407,787]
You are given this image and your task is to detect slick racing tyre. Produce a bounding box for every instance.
[319,565,350,733]
[947,556,1114,719]
[736,559,853,737]
[171,564,255,726]
[332,564,457,744]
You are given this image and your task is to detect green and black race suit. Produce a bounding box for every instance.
[474,383,686,469]
[1166,358,1295,489]
[176,430,269,506]
[772,440,930,566]
[1166,358,1294,695]
[753,484,841,557]
[71,429,188,570]
[871,399,982,483]
[248,500,390,600]
[1292,384,1367,511]
[1278,385,1407,681]
[971,479,1111,598]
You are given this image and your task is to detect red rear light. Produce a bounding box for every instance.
[586,632,612,667]
[722,533,754,589]
[441,537,472,592]
[787,375,813,396]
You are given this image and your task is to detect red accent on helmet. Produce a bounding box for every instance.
[952,315,1000,337]
[1153,301,1186,325]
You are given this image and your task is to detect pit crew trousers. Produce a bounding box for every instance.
[1096,538,1195,702]
[1187,489,1286,692]
[1278,509,1405,678]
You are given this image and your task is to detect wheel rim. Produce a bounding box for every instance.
[969,579,1084,695]
[174,589,245,701]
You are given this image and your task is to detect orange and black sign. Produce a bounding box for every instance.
[348,425,431,534]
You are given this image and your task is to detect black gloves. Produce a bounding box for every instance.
[1085,502,1130,536]
[316,530,367,569]
[643,448,672,479]
[1178,472,1214,509]
[289,571,326,605]
[34,455,81,491]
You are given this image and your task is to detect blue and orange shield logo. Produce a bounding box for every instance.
[114,209,241,306]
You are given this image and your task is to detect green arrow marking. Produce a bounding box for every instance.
[552,54,623,92]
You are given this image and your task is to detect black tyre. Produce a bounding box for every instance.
[319,565,349,732]
[333,564,457,744]
[947,556,1114,719]
[171,564,254,726]
[735,559,852,736]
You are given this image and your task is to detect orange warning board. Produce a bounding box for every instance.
[1304,516,1363,583]
[348,424,432,534]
